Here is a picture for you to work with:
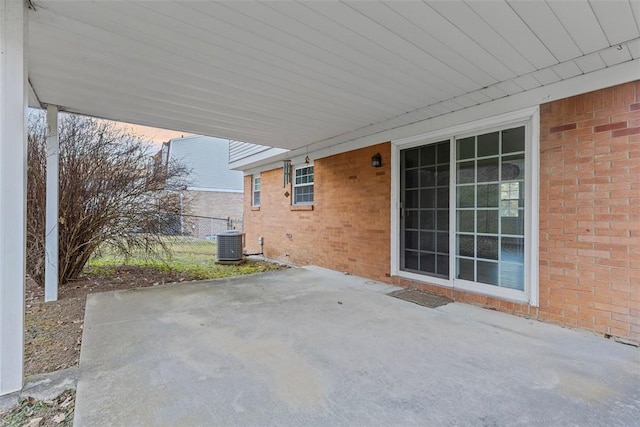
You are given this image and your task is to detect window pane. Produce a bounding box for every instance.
[502,155,524,180]
[437,232,449,253]
[502,126,525,153]
[477,132,499,157]
[436,210,449,231]
[405,169,419,188]
[405,231,419,250]
[501,211,524,235]
[457,137,475,160]
[457,258,474,281]
[477,210,498,234]
[437,254,449,276]
[405,210,419,229]
[420,210,434,230]
[477,235,499,260]
[421,145,436,166]
[457,161,475,184]
[420,189,435,209]
[458,210,475,233]
[501,263,524,290]
[477,261,499,286]
[477,184,499,208]
[437,188,449,208]
[457,234,475,257]
[294,184,313,204]
[437,164,449,186]
[457,186,475,208]
[420,167,436,187]
[404,148,419,168]
[477,158,499,182]
[501,237,524,264]
[437,141,450,164]
[420,231,435,252]
[406,189,419,208]
[420,253,436,273]
[405,251,418,270]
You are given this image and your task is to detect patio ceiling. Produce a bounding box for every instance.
[28,1,640,151]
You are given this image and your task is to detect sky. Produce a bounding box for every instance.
[122,122,193,146]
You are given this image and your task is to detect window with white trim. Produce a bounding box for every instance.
[293,165,314,205]
[399,120,533,300]
[252,175,260,207]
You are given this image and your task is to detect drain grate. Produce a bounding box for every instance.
[387,289,452,308]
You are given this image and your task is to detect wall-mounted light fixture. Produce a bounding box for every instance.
[371,153,382,168]
[283,160,291,187]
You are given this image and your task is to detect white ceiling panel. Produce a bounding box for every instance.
[428,1,536,75]
[512,75,543,91]
[551,61,583,80]
[384,1,516,82]
[466,0,557,69]
[547,0,610,54]
[24,0,640,154]
[599,45,634,67]
[590,0,640,45]
[508,0,582,62]
[574,53,608,74]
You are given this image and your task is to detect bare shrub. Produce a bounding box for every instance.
[27,112,189,286]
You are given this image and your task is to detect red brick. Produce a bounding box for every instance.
[549,123,577,133]
[593,122,627,133]
[612,127,640,137]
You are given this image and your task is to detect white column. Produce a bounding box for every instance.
[0,0,27,395]
[45,105,59,302]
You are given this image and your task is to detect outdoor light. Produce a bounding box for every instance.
[371,153,382,168]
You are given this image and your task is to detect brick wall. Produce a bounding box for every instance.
[538,81,640,341]
[186,189,243,226]
[244,143,391,280]
[244,81,640,342]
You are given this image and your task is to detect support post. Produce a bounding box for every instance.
[0,0,27,396]
[45,105,59,302]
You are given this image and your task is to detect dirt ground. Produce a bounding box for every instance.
[24,266,197,376]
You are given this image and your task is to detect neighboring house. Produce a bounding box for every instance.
[154,135,244,238]
[235,81,640,344]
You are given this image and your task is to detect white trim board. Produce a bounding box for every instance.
[235,58,639,174]
[186,187,243,193]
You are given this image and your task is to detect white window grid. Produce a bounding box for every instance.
[252,175,261,207]
[293,165,314,205]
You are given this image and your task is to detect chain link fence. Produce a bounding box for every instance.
[156,214,244,259]
[180,214,243,242]
[89,214,244,269]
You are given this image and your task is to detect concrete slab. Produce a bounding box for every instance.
[74,267,640,426]
[22,366,78,401]
[0,367,78,415]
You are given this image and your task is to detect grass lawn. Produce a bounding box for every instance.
[88,237,277,280]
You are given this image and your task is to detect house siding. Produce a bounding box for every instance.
[244,81,640,342]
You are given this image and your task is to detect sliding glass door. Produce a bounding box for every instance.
[400,125,527,293]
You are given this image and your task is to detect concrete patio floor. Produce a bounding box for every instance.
[74,266,640,426]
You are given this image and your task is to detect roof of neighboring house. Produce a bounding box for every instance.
[166,135,244,192]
